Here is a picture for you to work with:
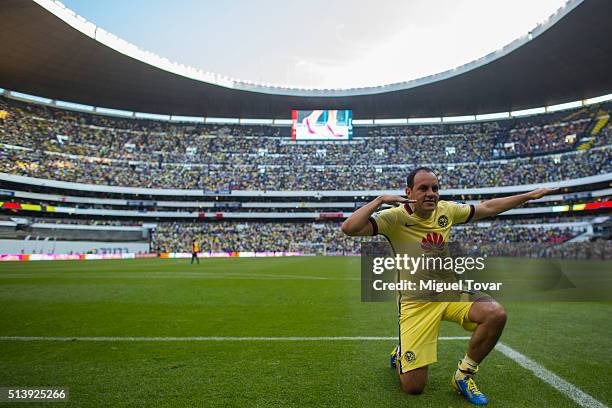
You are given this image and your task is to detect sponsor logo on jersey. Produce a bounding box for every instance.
[421,232,445,252]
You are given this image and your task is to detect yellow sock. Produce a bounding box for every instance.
[455,354,479,380]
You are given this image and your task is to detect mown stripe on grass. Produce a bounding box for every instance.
[0,336,471,342]
[4,336,602,407]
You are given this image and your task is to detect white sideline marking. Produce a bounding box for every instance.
[0,336,470,342]
[496,343,607,408]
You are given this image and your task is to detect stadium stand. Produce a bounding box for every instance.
[0,212,608,258]
[150,220,577,252]
[0,94,610,259]
[0,96,610,190]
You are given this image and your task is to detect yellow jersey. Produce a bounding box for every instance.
[369,200,475,302]
[369,200,474,248]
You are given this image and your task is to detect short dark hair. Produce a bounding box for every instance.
[406,167,436,188]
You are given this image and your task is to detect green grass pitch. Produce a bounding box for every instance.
[0,257,610,407]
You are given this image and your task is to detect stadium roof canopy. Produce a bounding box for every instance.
[1,0,611,119]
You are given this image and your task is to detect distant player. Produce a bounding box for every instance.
[191,239,200,265]
[341,167,556,405]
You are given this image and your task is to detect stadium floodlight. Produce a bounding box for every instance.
[135,112,171,121]
[9,91,52,104]
[510,107,546,117]
[205,117,240,124]
[408,117,442,124]
[373,119,408,125]
[443,115,476,123]
[96,107,134,117]
[55,100,94,112]
[476,112,510,121]
[585,94,612,105]
[137,112,172,121]
[352,119,374,125]
[546,100,583,112]
[273,119,292,126]
[169,116,205,123]
[239,119,274,125]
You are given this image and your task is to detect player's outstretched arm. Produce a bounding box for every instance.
[472,187,559,221]
[341,195,414,236]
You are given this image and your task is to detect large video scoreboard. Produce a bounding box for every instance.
[291,110,353,140]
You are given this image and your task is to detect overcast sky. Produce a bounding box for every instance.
[60,0,568,89]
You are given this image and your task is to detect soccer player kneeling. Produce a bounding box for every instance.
[341,167,556,405]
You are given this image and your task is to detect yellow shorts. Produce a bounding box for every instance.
[398,301,477,373]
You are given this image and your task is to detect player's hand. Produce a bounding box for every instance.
[526,187,560,200]
[377,195,416,207]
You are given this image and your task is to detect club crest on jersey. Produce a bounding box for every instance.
[437,215,449,228]
[404,351,416,363]
[421,232,445,251]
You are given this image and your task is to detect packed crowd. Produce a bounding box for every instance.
[1,215,605,259]
[450,224,610,259]
[0,107,593,165]
[535,240,610,260]
[1,145,609,190]
[0,146,612,190]
[151,221,609,260]
[1,96,610,190]
[460,240,610,260]
[151,222,334,253]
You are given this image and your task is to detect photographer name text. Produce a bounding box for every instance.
[372,279,502,293]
